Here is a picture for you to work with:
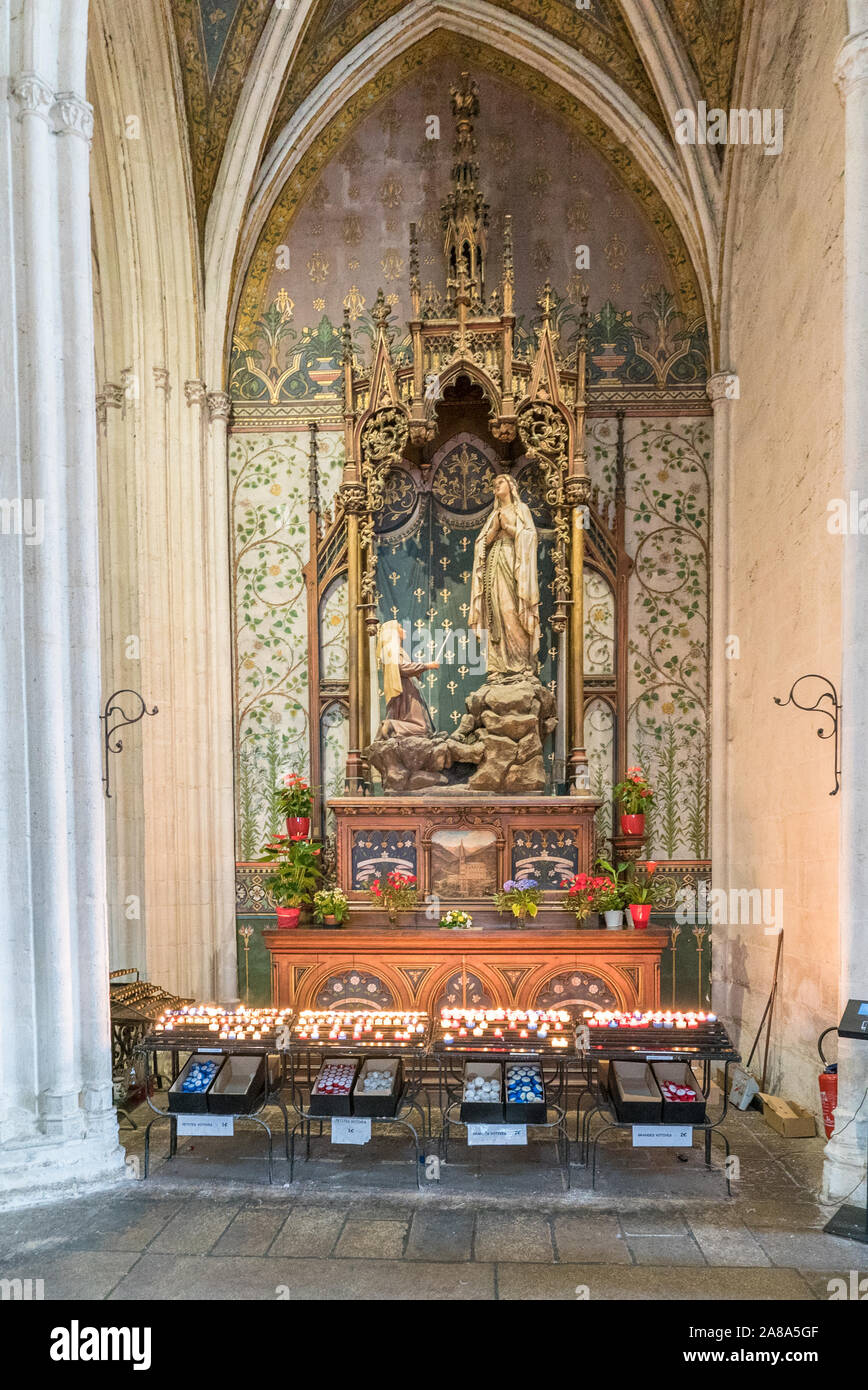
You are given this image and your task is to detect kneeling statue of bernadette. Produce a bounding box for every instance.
[375,619,439,738]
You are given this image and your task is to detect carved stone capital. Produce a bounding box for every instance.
[834,31,868,99]
[207,390,231,422]
[340,482,368,515]
[564,475,592,508]
[184,379,207,407]
[11,73,53,123]
[707,371,739,404]
[102,382,125,410]
[491,417,517,443]
[152,367,170,393]
[52,92,94,144]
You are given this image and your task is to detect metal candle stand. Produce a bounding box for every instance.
[573,1019,741,1193]
[135,1033,294,1185]
[282,1021,431,1190]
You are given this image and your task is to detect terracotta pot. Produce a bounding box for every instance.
[322,914,338,927]
[620,812,646,836]
[276,906,301,930]
[629,904,652,930]
[286,816,310,840]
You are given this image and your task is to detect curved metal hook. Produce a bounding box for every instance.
[101,689,159,798]
[773,674,840,795]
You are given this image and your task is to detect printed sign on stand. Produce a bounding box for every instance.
[632,1125,693,1147]
[331,1116,372,1145]
[467,1123,528,1146]
[176,1114,235,1138]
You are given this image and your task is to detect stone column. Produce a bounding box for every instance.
[707,371,738,909]
[0,7,123,1192]
[824,28,868,1206]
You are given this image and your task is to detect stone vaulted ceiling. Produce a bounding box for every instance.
[169,0,747,235]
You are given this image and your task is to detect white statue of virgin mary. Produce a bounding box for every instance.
[468,473,540,678]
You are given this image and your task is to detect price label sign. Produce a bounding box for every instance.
[467,1124,528,1146]
[331,1116,371,1145]
[176,1114,235,1137]
[632,1125,693,1147]
[276,1026,291,1052]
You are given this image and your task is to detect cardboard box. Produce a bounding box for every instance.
[309,1058,360,1117]
[651,1061,707,1124]
[609,1060,663,1123]
[504,1061,547,1124]
[167,1053,225,1113]
[351,1057,403,1117]
[757,1093,817,1138]
[206,1055,266,1114]
[460,1062,504,1123]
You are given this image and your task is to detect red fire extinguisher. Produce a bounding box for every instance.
[818,1025,838,1140]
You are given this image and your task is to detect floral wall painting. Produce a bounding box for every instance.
[587,416,711,861]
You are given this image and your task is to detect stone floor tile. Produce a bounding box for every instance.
[405,1208,475,1262]
[552,1213,631,1264]
[211,1207,291,1256]
[496,1263,816,1301]
[752,1229,868,1270]
[619,1212,691,1237]
[625,1236,707,1266]
[269,1206,345,1257]
[0,1196,183,1256]
[148,1204,240,1255]
[108,1254,494,1301]
[686,1220,772,1266]
[1,1250,141,1300]
[334,1220,408,1259]
[474,1212,554,1263]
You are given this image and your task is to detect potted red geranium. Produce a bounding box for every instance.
[613,765,653,836]
[278,771,314,840]
[560,871,612,927]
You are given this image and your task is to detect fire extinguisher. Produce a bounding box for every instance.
[818,1025,838,1139]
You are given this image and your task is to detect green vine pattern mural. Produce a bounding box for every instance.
[586,416,711,860]
[231,432,312,859]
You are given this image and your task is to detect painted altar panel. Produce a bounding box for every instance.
[430,828,498,898]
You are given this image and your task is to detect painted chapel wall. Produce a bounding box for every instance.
[719,0,845,1109]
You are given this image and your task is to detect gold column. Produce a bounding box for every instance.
[345,507,364,791]
[567,293,591,792]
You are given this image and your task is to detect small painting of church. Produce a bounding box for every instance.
[430,829,498,898]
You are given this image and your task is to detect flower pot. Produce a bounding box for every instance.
[604,910,624,930]
[620,812,646,836]
[276,906,301,930]
[629,904,652,930]
[322,914,338,927]
[286,816,310,840]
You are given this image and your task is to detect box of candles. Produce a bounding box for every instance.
[351,1057,403,1117]
[308,1058,360,1116]
[504,1061,547,1124]
[609,1060,663,1123]
[651,1062,706,1123]
[206,1054,267,1114]
[459,1062,504,1123]
[167,1053,225,1113]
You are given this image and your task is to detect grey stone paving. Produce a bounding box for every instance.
[0,1095,861,1300]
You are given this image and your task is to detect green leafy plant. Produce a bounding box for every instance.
[259,834,323,907]
[622,861,666,906]
[494,878,541,919]
[613,764,654,814]
[313,886,349,924]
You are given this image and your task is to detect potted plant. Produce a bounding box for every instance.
[368,870,418,924]
[623,861,664,930]
[613,765,653,836]
[259,834,323,928]
[278,771,315,840]
[494,877,541,922]
[313,886,349,927]
[560,871,617,927]
[593,857,630,929]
